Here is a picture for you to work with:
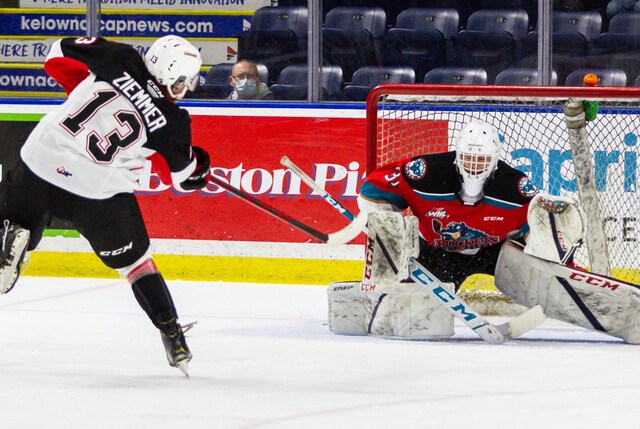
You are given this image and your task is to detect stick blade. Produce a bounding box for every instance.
[326,211,367,245]
[496,305,546,340]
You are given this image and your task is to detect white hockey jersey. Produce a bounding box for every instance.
[21,37,197,199]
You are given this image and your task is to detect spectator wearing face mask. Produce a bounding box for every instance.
[228,59,274,100]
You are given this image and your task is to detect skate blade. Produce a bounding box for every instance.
[177,360,189,378]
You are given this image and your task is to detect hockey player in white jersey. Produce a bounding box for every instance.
[0,35,210,375]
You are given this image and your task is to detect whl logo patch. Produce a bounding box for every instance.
[56,166,72,177]
[427,207,447,219]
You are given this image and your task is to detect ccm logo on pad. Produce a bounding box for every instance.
[568,272,621,291]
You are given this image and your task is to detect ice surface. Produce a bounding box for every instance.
[0,277,637,429]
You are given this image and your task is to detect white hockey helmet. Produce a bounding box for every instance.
[145,35,202,100]
[454,121,502,204]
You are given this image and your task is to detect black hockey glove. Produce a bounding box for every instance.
[180,146,211,190]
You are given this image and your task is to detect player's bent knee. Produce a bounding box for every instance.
[116,251,158,283]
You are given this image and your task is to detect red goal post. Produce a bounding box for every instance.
[366,84,640,313]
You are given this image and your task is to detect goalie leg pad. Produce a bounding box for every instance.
[327,281,371,336]
[327,281,454,339]
[367,281,454,340]
[496,240,640,343]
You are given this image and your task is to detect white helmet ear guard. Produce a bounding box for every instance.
[145,35,202,100]
[454,121,502,204]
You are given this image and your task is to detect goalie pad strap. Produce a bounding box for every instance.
[556,277,607,333]
[367,293,387,334]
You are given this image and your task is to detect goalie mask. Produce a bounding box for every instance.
[145,35,202,101]
[454,121,502,204]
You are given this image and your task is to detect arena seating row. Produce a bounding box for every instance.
[278,0,562,30]
[193,64,634,102]
[237,6,640,86]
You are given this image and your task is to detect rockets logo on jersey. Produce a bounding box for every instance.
[404,158,427,180]
[518,176,538,197]
[432,219,500,250]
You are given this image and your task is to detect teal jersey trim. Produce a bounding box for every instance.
[359,182,408,209]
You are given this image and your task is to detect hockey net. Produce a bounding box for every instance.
[366,84,640,315]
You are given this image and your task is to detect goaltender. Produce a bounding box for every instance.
[328,120,640,343]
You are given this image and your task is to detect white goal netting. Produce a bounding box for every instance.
[366,84,640,314]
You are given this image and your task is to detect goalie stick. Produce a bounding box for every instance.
[281,156,546,343]
[281,156,356,222]
[409,258,545,344]
[208,174,366,245]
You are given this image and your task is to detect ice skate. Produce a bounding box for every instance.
[159,318,195,377]
[0,220,30,295]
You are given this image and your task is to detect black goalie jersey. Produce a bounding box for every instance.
[20,37,197,199]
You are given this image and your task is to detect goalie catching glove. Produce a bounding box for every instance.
[524,192,586,265]
[180,146,211,190]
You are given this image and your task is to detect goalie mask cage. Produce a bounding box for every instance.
[366,84,640,315]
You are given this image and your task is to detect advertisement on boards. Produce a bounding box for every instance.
[19,0,274,10]
[0,111,368,245]
[0,10,247,38]
[0,37,237,65]
[136,114,367,243]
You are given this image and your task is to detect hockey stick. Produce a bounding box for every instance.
[281,156,546,343]
[408,258,545,344]
[281,156,356,222]
[208,174,366,245]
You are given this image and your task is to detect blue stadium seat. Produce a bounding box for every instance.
[423,66,488,84]
[479,0,537,30]
[383,8,459,78]
[564,68,627,86]
[270,65,344,100]
[322,7,387,81]
[342,66,415,101]
[454,9,529,82]
[593,13,640,86]
[408,0,480,29]
[197,63,234,99]
[523,10,603,84]
[237,6,308,84]
[494,67,558,85]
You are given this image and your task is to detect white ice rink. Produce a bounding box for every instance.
[1,277,638,429]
